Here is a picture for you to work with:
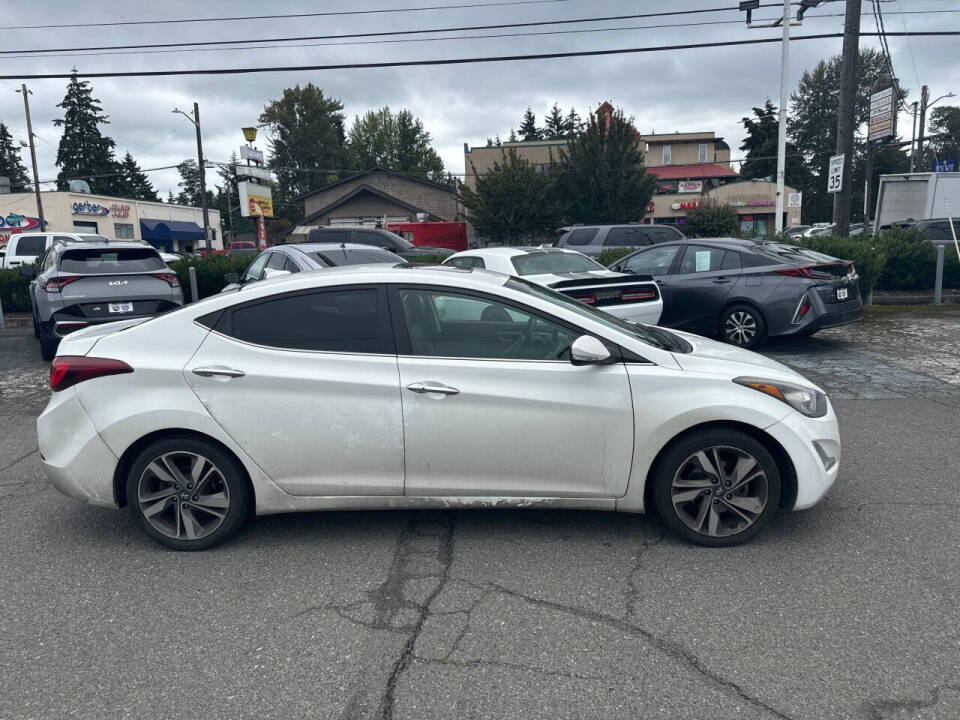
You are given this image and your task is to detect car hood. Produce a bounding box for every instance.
[667,329,822,390]
[525,270,622,285]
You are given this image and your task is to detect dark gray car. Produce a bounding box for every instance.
[609,238,863,348]
[555,224,686,258]
[305,227,454,260]
[23,240,183,360]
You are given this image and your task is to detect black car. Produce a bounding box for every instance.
[305,227,454,260]
[609,238,863,348]
[555,224,686,259]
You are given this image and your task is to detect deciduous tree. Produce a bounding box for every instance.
[347,106,444,180]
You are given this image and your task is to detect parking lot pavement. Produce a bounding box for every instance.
[2,308,959,720]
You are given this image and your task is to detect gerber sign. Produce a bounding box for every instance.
[0,213,44,231]
[72,201,110,216]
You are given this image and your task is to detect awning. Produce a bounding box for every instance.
[140,219,205,241]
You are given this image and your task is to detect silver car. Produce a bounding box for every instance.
[22,239,183,360]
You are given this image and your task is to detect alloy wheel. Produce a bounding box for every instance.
[670,445,769,538]
[724,311,757,345]
[137,452,231,541]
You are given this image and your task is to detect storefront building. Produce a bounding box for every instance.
[0,191,222,253]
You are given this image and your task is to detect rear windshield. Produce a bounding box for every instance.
[758,243,841,264]
[511,252,604,276]
[307,249,398,266]
[60,247,167,274]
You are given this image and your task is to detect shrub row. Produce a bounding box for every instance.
[0,268,32,313]
[169,255,256,302]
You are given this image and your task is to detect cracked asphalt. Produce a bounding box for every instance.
[1,307,959,720]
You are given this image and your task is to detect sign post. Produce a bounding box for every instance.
[827,154,845,194]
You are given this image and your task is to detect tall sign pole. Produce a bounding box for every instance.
[831,0,862,236]
[17,84,45,231]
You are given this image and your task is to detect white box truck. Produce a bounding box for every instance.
[873,172,960,232]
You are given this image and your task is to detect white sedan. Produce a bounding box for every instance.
[38,264,839,550]
[444,247,663,326]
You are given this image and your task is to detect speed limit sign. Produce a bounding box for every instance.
[827,154,845,194]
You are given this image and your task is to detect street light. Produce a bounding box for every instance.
[241,127,257,143]
[172,103,212,252]
[914,89,956,172]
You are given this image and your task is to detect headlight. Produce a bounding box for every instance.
[734,377,828,418]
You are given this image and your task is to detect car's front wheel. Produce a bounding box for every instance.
[719,304,767,349]
[126,437,251,551]
[651,429,781,547]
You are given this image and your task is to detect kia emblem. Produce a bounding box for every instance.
[108,280,128,286]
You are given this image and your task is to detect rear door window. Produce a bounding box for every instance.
[646,227,681,244]
[13,236,47,257]
[354,231,397,250]
[562,228,599,246]
[59,247,166,273]
[622,245,681,276]
[223,287,390,353]
[603,227,644,247]
[266,252,287,270]
[678,245,727,274]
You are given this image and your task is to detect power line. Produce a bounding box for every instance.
[2,0,577,31]
[0,6,786,56]
[1,31,957,81]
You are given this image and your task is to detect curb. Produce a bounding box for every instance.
[1,316,32,329]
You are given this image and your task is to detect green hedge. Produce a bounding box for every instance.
[0,268,32,313]
[598,247,634,267]
[170,255,256,302]
[791,235,886,297]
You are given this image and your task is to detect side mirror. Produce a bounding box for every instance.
[224,272,240,284]
[19,264,36,279]
[262,268,291,280]
[570,335,611,365]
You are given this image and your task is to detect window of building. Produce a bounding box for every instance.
[662,145,672,165]
[534,163,551,174]
[698,143,708,163]
[226,288,386,353]
[113,222,135,240]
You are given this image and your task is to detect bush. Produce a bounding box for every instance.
[598,247,634,267]
[0,268,31,313]
[171,254,256,301]
[683,199,740,238]
[793,235,886,297]
[874,226,960,291]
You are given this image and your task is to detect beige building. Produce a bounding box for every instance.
[463,103,802,236]
[0,191,222,252]
[292,169,462,237]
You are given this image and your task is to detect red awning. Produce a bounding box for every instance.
[649,163,739,180]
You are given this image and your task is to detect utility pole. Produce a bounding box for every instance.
[909,100,919,173]
[831,0,861,236]
[16,84,45,231]
[172,103,212,252]
[916,85,929,170]
[774,0,791,233]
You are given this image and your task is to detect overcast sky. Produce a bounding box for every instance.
[0,0,957,202]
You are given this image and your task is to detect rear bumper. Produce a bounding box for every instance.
[37,387,119,508]
[778,291,864,336]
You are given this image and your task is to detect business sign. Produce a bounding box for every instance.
[110,203,131,219]
[787,191,803,208]
[868,86,896,143]
[240,146,264,165]
[257,215,267,249]
[933,158,959,173]
[672,200,703,211]
[235,163,272,183]
[0,213,44,230]
[72,200,110,216]
[827,154,845,194]
[728,198,775,208]
[678,180,703,194]
[238,181,274,217]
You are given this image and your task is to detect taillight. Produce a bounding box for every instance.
[569,293,596,305]
[151,272,180,287]
[799,297,811,317]
[43,276,80,292]
[50,356,133,392]
[620,288,657,302]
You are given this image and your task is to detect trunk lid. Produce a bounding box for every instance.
[544,273,660,311]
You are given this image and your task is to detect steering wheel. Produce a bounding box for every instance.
[499,316,537,358]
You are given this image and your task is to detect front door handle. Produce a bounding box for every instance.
[191,366,246,379]
[406,381,460,396]
[712,277,731,284]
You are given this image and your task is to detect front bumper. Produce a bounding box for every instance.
[37,387,119,507]
[764,400,841,510]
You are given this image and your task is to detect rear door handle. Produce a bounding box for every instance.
[712,277,731,284]
[406,381,460,396]
[191,366,246,379]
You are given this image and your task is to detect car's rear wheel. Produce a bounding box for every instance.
[719,304,767,349]
[126,437,251,551]
[651,429,781,547]
[39,325,59,361]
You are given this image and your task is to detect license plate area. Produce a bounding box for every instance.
[108,302,134,313]
[836,288,849,301]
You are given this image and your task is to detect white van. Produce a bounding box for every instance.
[1,232,112,269]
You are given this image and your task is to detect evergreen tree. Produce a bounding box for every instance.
[174,159,214,208]
[544,103,566,139]
[113,152,159,201]
[518,108,541,142]
[554,106,656,224]
[739,100,812,190]
[563,108,583,137]
[926,105,960,170]
[0,122,31,192]
[53,70,121,193]
[166,190,176,204]
[508,128,518,143]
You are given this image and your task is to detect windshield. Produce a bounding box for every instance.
[511,252,605,276]
[60,247,167,274]
[505,277,669,350]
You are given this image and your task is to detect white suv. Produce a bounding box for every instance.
[1,232,112,269]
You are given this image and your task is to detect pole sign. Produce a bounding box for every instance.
[235,164,272,183]
[868,85,896,144]
[240,146,264,164]
[827,154,845,194]
[238,181,274,218]
[257,215,267,249]
[933,159,959,173]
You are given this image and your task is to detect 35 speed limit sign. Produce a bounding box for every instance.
[827,154,845,194]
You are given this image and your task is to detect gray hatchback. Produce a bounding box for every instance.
[22,239,183,360]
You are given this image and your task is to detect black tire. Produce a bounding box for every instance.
[32,311,40,338]
[719,304,767,349]
[650,428,781,547]
[126,436,252,551]
[39,325,59,361]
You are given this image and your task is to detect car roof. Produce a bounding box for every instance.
[58,241,158,251]
[654,237,758,248]
[456,246,582,258]
[285,242,393,253]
